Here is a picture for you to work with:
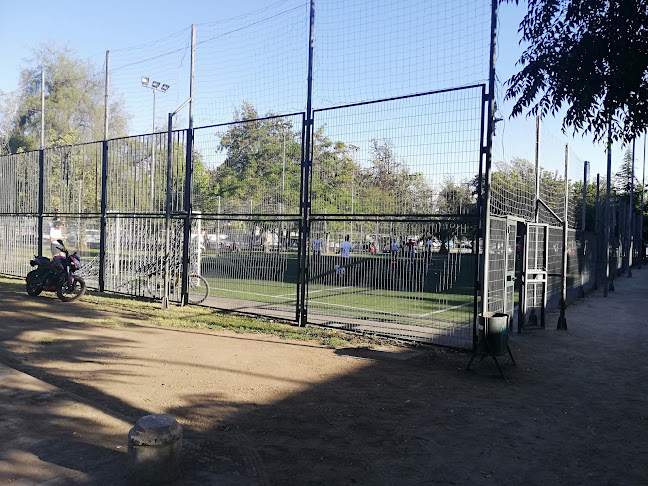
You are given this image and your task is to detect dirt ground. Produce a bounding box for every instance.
[1,270,647,486]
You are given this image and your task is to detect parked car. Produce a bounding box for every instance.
[205,233,229,249]
[458,239,473,249]
[86,229,101,249]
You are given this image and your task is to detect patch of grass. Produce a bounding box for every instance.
[91,318,138,328]
[0,275,403,349]
[0,276,26,291]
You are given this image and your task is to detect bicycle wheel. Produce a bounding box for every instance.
[188,274,210,304]
[147,273,182,301]
[146,273,165,299]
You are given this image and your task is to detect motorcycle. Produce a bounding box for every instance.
[26,240,87,302]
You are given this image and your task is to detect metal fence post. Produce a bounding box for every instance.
[480,0,499,328]
[180,25,196,306]
[99,52,110,293]
[580,160,588,297]
[610,192,617,290]
[557,144,568,330]
[99,140,108,292]
[162,113,173,310]
[297,0,315,327]
[611,193,616,287]
[594,174,600,290]
[640,134,646,268]
[181,127,193,305]
[474,84,486,345]
[37,150,44,255]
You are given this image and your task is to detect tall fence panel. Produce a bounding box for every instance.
[189,114,306,321]
[307,86,484,348]
[0,151,40,277]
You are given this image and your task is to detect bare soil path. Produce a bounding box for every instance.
[0,270,647,485]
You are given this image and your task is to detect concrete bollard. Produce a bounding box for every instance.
[127,414,183,485]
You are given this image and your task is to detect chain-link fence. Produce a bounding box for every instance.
[2,0,639,349]
[0,0,495,350]
[486,113,638,332]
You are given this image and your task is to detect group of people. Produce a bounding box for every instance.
[312,233,436,278]
[389,236,439,263]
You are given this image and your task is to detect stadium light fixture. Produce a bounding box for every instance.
[140,76,170,211]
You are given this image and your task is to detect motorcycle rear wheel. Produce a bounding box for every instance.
[26,270,43,297]
[56,275,87,302]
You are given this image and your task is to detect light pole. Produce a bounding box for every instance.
[141,77,169,211]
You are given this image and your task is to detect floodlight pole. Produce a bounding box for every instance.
[580,160,588,298]
[142,79,169,212]
[594,173,600,289]
[627,138,635,277]
[534,116,541,223]
[40,70,45,149]
[150,88,157,212]
[640,134,646,268]
[557,144,568,330]
[37,70,45,255]
[604,124,612,297]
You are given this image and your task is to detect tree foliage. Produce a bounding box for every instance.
[505,0,648,144]
[196,103,453,220]
[7,44,129,153]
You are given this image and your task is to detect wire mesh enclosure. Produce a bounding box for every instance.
[0,151,40,215]
[486,113,614,333]
[2,0,632,352]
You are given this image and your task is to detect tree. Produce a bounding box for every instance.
[201,102,302,214]
[7,44,129,153]
[436,178,475,252]
[0,90,19,155]
[505,0,648,144]
[614,148,639,196]
[203,104,441,231]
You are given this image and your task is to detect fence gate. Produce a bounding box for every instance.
[519,222,548,329]
[504,218,517,323]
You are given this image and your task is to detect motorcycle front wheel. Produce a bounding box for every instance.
[56,275,87,302]
[26,270,43,296]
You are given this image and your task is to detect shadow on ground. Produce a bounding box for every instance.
[1,272,647,485]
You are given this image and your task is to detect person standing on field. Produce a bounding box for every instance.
[50,219,66,257]
[313,234,324,258]
[390,239,399,263]
[335,235,352,276]
[405,238,416,259]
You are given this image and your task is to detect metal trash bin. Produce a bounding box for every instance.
[479,312,510,356]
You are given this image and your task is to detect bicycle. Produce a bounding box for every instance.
[145,258,210,305]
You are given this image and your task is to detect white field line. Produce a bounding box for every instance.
[209,287,294,300]
[418,301,472,317]
[279,286,352,298]
[213,283,471,319]
[309,297,472,318]
[307,300,397,315]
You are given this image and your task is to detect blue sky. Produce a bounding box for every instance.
[0,0,636,180]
